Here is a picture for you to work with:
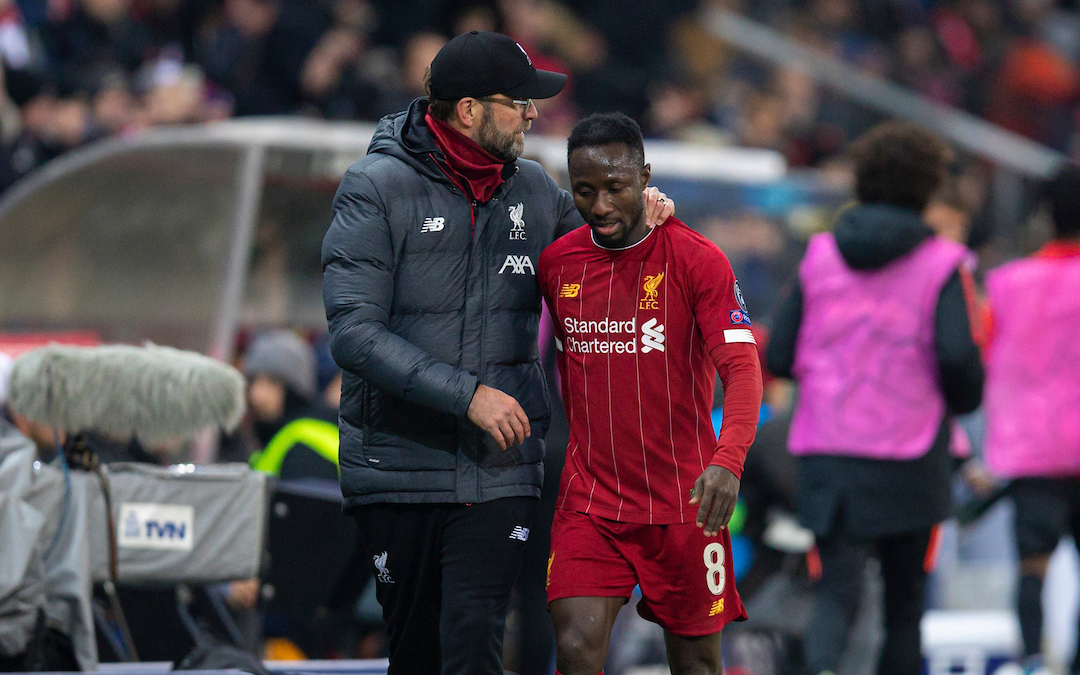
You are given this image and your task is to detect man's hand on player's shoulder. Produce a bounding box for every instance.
[467,384,531,450]
[689,465,741,537]
[643,186,674,228]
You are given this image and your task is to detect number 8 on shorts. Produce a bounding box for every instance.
[704,542,726,595]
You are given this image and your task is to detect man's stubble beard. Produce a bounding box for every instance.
[477,103,527,162]
[591,197,647,248]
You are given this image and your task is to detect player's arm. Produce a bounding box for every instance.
[934,268,984,414]
[685,248,763,537]
[323,170,528,448]
[764,281,802,379]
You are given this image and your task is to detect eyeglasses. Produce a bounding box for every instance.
[478,96,532,115]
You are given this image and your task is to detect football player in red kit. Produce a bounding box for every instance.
[539,112,763,675]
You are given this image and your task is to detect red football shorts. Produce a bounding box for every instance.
[546,509,747,636]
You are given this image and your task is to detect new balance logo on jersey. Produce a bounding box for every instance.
[508,203,526,240]
[509,526,530,542]
[498,254,535,275]
[421,217,445,232]
[373,551,394,584]
[641,317,665,353]
[559,284,580,298]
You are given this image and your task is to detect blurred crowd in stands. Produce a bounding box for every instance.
[1,0,1080,197]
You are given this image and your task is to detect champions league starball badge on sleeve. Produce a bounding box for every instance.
[733,280,749,315]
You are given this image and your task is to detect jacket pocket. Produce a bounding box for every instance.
[484,361,551,426]
[362,387,459,470]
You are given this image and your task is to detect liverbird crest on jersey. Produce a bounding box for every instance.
[640,272,664,310]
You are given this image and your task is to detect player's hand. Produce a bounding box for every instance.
[689,465,740,537]
[467,384,531,450]
[643,187,674,229]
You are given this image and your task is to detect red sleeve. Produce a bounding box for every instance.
[686,243,763,478]
[958,266,988,352]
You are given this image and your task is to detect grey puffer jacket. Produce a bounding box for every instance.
[322,98,582,509]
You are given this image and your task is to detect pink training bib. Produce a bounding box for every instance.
[984,255,1080,478]
[789,232,971,459]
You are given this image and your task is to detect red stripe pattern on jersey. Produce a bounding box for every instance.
[539,218,761,525]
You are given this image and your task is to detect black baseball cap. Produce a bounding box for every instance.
[429,31,567,101]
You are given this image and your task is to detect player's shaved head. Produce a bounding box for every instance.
[567,114,652,248]
[567,112,645,167]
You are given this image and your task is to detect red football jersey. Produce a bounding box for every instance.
[539,218,762,525]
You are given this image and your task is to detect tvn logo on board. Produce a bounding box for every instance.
[118,502,195,551]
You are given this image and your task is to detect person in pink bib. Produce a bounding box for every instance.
[766,122,985,675]
[984,165,1080,675]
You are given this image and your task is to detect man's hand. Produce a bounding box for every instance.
[643,187,674,228]
[467,384,531,450]
[689,465,740,537]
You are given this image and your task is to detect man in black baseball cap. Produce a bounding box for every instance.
[323,31,671,675]
[429,30,568,101]
[423,30,567,164]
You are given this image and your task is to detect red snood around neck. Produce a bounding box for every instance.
[425,111,507,203]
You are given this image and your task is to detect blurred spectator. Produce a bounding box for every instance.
[988,36,1080,149]
[893,25,961,106]
[299,25,368,116]
[194,0,324,116]
[644,74,723,143]
[982,166,1080,675]
[442,0,502,35]
[370,30,447,116]
[244,329,338,481]
[925,179,974,245]
[135,0,214,56]
[44,0,156,94]
[766,122,984,675]
[0,0,1076,204]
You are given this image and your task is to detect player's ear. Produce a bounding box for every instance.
[456,98,480,129]
[641,163,651,188]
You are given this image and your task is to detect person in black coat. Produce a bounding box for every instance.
[766,122,984,675]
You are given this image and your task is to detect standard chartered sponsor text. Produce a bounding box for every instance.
[563,316,638,354]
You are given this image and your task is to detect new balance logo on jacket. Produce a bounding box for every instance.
[421,217,445,232]
[509,526,530,541]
